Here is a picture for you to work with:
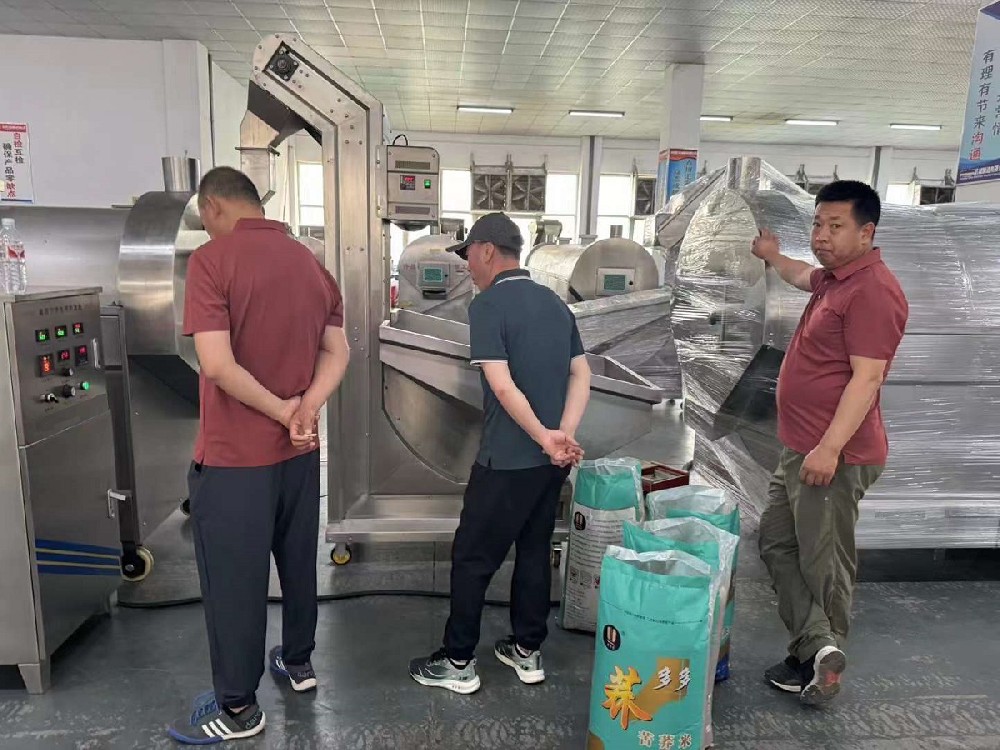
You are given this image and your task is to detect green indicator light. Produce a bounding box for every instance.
[80,381,90,391]
[424,179,432,189]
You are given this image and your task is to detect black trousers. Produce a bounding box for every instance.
[188,450,320,709]
[444,462,568,661]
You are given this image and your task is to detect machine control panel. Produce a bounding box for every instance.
[9,291,108,446]
[386,145,440,226]
[596,267,637,297]
[417,261,450,296]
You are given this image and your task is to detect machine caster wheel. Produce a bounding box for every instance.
[331,544,353,566]
[551,545,562,569]
[121,547,154,582]
[180,497,191,517]
[684,460,694,472]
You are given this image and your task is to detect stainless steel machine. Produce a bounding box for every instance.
[2,186,206,581]
[674,157,1000,548]
[525,237,660,303]
[0,288,120,693]
[396,232,473,324]
[239,35,663,562]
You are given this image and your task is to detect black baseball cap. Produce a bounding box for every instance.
[447,212,524,260]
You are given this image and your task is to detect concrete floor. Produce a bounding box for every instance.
[2,404,1000,749]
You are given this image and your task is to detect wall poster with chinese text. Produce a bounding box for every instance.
[958,1,1000,185]
[1,123,34,203]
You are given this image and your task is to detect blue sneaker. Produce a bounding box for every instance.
[269,645,317,692]
[167,700,265,744]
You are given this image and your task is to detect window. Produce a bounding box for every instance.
[298,162,324,227]
[389,224,430,273]
[597,173,634,240]
[439,170,474,248]
[543,173,578,242]
[597,173,655,242]
[441,170,472,212]
[885,183,915,205]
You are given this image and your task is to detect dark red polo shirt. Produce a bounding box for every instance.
[183,218,344,467]
[776,248,908,466]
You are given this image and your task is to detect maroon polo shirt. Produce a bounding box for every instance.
[776,248,908,466]
[183,218,344,467]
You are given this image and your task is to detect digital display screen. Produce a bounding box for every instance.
[58,349,71,362]
[38,354,54,376]
[55,324,68,339]
[35,328,50,343]
[75,345,89,365]
[423,178,432,189]
[400,174,416,191]
[422,267,445,283]
[72,322,84,335]
[602,274,628,292]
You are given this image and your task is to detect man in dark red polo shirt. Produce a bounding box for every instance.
[167,167,349,744]
[751,180,908,706]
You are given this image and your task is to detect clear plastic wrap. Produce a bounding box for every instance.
[673,157,1000,548]
[654,168,727,254]
[571,290,682,397]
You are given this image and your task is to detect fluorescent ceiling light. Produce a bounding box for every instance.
[890,123,942,131]
[700,115,733,122]
[569,110,625,118]
[457,105,513,114]
[786,119,838,126]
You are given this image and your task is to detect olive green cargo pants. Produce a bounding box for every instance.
[758,448,883,662]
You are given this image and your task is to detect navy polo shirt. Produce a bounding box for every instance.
[469,269,586,470]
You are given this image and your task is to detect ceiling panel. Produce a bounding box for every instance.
[0,0,983,146]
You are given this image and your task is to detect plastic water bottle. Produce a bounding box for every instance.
[0,218,13,292]
[0,217,27,293]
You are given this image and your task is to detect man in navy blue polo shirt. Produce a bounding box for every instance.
[409,212,592,694]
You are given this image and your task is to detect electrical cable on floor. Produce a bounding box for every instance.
[117,591,561,610]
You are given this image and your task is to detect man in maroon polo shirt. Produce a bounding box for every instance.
[167,167,349,744]
[751,180,908,706]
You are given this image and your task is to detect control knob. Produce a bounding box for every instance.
[39,393,58,404]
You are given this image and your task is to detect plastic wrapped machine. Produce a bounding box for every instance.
[673,157,1000,548]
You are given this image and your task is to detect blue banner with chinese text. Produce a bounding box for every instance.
[958,1,1000,185]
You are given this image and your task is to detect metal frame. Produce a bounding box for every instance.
[245,36,467,544]
[244,36,664,550]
